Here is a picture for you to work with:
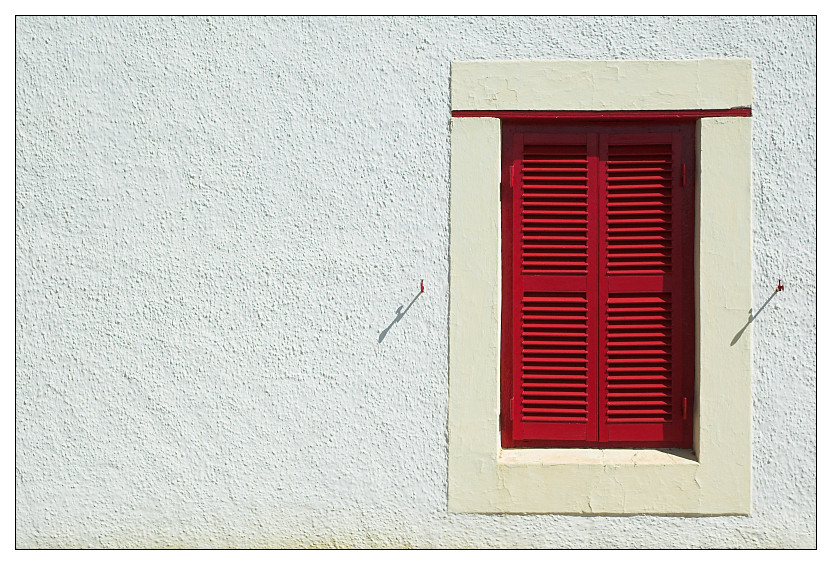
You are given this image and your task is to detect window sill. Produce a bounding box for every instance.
[498,448,698,467]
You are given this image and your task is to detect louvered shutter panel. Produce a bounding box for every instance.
[510,133,599,444]
[598,133,692,446]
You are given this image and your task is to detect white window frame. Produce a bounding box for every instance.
[448,60,753,514]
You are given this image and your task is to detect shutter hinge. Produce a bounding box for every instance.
[683,397,688,420]
[682,164,686,188]
[510,396,515,420]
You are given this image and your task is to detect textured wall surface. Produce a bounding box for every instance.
[15,16,816,548]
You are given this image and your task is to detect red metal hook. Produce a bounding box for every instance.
[420,279,424,293]
[777,279,784,292]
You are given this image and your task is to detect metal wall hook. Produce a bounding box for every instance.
[420,279,424,293]
[777,279,784,292]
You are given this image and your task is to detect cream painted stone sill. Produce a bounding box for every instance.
[498,448,698,467]
[448,60,753,515]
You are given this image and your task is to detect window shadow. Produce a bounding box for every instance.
[378,291,422,343]
[730,289,780,346]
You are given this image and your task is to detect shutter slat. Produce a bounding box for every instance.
[608,227,671,233]
[608,192,672,199]
[523,209,588,216]
[607,218,671,225]
[608,201,671,208]
[522,343,588,349]
[522,159,588,164]
[606,175,671,182]
[523,392,588,398]
[523,168,589,174]
[608,244,672,251]
[521,382,587,389]
[607,183,673,189]
[608,208,671,216]
[523,191,588,197]
[608,167,671,172]
[524,201,587,207]
[523,316,585,321]
[604,159,670,164]
[608,390,671,396]
[522,184,591,190]
[523,414,588,418]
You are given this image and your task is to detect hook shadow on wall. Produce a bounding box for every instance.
[377,280,425,343]
[730,279,785,346]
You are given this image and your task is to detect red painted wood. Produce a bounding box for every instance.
[502,121,694,448]
[511,134,524,443]
[600,133,681,445]
[505,132,599,445]
[500,131,514,447]
[452,109,751,119]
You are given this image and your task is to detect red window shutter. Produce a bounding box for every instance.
[598,133,693,447]
[502,125,693,448]
[508,133,600,444]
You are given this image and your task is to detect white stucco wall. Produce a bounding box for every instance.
[15,16,816,548]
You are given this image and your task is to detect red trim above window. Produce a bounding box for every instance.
[452,109,751,120]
